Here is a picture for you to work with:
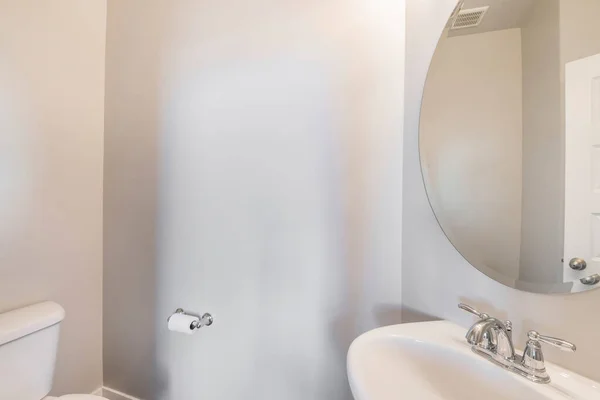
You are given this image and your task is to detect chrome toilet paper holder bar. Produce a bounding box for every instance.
[170,308,214,330]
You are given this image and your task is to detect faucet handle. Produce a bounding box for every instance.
[458,303,489,319]
[528,331,576,352]
[520,330,576,383]
[458,304,512,339]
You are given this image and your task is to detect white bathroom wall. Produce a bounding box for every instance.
[0,0,106,395]
[420,28,524,279]
[103,1,405,399]
[403,0,600,382]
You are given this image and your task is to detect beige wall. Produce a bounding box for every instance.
[0,1,106,396]
[560,0,600,65]
[403,0,600,383]
[104,0,404,398]
[421,28,523,279]
[519,0,563,283]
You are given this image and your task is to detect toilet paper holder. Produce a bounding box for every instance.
[169,308,214,330]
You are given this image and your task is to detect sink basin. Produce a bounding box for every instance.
[347,321,600,400]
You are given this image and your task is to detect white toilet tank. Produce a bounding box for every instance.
[0,302,65,400]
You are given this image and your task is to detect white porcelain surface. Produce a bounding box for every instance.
[0,302,65,346]
[347,321,600,400]
[0,323,61,399]
[44,397,108,400]
[0,302,65,400]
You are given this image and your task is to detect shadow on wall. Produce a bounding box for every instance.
[398,306,441,324]
[102,0,175,398]
[0,63,36,301]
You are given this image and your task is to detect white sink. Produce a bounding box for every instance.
[347,321,600,400]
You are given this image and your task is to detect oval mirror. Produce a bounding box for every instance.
[420,0,600,294]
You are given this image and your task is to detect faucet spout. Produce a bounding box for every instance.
[466,317,515,361]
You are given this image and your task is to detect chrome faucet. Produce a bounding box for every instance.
[466,317,515,361]
[458,303,576,384]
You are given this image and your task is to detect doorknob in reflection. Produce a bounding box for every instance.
[569,258,587,271]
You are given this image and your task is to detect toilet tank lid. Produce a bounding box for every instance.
[0,302,65,346]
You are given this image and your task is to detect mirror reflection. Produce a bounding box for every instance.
[420,0,600,293]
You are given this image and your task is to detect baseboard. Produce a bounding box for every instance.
[92,386,142,400]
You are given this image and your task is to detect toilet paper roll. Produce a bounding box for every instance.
[168,313,199,335]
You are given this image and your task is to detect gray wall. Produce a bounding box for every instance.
[0,0,106,395]
[403,0,600,382]
[103,1,405,398]
[519,0,563,283]
[102,2,162,397]
[421,28,524,279]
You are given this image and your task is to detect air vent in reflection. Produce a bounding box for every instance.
[451,6,489,30]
